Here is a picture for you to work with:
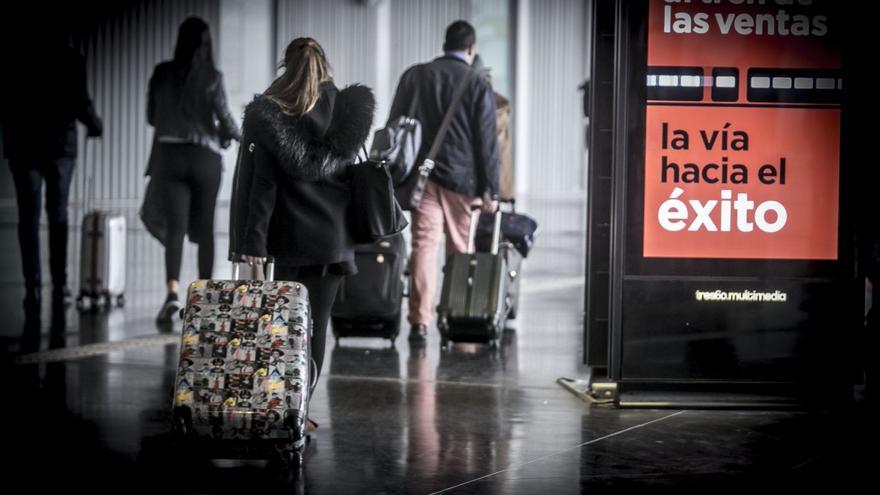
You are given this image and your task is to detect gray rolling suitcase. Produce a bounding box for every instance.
[76,140,126,311]
[77,211,126,310]
[171,259,312,467]
[437,208,508,345]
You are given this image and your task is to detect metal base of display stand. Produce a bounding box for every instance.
[557,377,617,406]
[558,376,829,409]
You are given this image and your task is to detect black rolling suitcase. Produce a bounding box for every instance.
[170,259,312,468]
[437,208,508,345]
[331,234,407,343]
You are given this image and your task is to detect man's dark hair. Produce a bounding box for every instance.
[443,20,476,52]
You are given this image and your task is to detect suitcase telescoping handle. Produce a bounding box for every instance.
[230,255,275,281]
[466,205,503,255]
[84,136,95,214]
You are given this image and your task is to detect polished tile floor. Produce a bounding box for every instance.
[1,221,876,494]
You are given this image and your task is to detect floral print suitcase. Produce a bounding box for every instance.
[171,277,312,450]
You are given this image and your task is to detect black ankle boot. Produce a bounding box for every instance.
[23,286,41,312]
[53,285,72,308]
[156,292,182,325]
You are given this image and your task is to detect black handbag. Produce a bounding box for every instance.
[475,201,538,258]
[396,69,475,211]
[349,151,409,243]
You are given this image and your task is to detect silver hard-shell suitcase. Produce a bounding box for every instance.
[77,211,126,310]
[76,140,126,311]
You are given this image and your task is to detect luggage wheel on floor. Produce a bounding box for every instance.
[76,292,125,311]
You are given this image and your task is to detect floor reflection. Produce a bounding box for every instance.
[326,344,405,492]
[4,214,866,492]
[433,332,518,488]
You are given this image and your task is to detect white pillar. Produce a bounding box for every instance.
[514,0,531,207]
[217,0,275,201]
[374,0,392,136]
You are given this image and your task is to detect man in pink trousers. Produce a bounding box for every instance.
[387,20,500,345]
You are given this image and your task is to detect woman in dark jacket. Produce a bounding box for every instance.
[145,17,240,323]
[231,37,375,432]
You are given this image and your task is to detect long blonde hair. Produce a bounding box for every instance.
[264,37,332,116]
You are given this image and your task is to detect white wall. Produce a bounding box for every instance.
[217,0,276,204]
[275,0,511,135]
[516,0,589,275]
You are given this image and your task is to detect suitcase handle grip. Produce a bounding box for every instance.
[491,210,502,255]
[466,207,503,255]
[230,255,275,281]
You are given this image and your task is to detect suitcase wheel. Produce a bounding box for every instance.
[505,294,518,320]
[279,449,303,480]
[76,295,100,312]
[171,406,196,438]
[386,313,401,344]
[116,294,126,308]
[437,319,450,349]
[287,449,303,468]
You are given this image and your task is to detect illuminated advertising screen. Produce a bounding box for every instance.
[612,0,856,385]
[643,0,842,260]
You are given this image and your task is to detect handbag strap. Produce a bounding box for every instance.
[426,68,475,162]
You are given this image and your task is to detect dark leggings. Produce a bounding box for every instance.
[274,266,341,392]
[9,158,75,290]
[150,144,222,282]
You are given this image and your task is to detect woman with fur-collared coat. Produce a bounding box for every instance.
[229,38,375,433]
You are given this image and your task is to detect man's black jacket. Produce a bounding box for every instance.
[388,55,499,198]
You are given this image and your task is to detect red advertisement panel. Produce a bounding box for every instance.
[643,0,841,260]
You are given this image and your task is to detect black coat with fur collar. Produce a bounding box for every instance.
[229,82,375,267]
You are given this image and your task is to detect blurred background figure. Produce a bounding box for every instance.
[0,29,103,315]
[472,53,514,201]
[579,78,590,150]
[387,20,500,344]
[143,17,240,325]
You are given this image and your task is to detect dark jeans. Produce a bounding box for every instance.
[149,144,222,282]
[274,266,342,393]
[9,158,75,290]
